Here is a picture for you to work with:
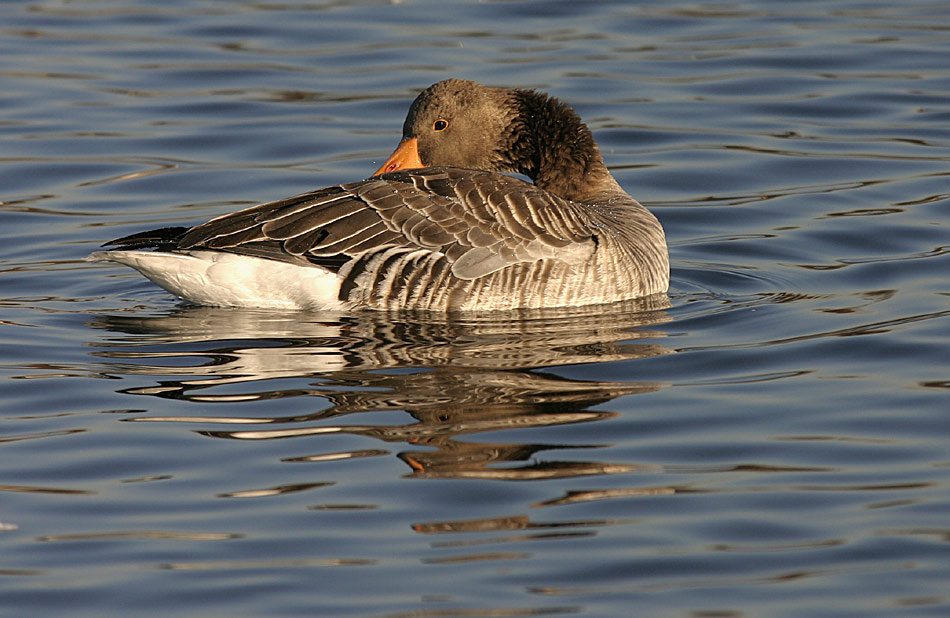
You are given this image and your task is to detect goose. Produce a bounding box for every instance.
[88,79,669,311]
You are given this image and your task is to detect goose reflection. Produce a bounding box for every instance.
[88,296,672,480]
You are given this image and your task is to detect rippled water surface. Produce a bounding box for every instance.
[2,1,948,616]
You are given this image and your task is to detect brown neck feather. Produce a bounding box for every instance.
[502,90,619,202]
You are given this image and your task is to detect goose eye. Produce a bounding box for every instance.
[432,119,449,132]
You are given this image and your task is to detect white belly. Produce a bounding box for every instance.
[87,250,349,311]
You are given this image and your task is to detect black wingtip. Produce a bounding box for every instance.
[100,226,191,250]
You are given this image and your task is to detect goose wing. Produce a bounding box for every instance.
[114,167,597,280]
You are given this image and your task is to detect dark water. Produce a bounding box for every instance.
[2,1,948,616]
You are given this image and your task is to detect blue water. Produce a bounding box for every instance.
[1,1,948,616]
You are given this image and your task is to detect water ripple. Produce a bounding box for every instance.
[1,1,948,616]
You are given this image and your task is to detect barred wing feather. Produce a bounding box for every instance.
[172,167,596,281]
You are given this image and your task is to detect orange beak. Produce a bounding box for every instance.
[373,138,424,176]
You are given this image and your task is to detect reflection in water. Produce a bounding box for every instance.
[87,296,671,480]
[412,514,630,538]
[37,531,242,542]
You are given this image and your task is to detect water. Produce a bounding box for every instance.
[2,1,948,616]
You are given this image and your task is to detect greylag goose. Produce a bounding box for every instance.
[88,79,669,311]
